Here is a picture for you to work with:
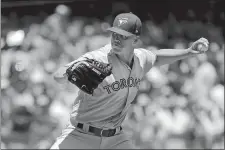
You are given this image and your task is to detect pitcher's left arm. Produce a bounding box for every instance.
[153,37,209,67]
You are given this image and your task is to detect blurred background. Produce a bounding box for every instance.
[1,0,224,149]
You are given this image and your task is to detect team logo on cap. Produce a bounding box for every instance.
[118,18,128,26]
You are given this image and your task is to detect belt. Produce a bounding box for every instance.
[76,123,122,137]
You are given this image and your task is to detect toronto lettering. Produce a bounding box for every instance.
[103,77,141,94]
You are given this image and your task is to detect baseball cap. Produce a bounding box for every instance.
[107,12,142,37]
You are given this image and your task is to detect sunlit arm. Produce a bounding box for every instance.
[153,48,195,67]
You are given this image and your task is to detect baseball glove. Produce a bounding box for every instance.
[66,58,113,94]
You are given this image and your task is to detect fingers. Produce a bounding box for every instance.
[198,37,209,48]
[199,37,209,44]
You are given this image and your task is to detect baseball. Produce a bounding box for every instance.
[197,43,208,52]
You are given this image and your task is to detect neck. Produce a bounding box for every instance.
[115,48,134,66]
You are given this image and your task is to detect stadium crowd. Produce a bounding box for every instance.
[1,4,224,149]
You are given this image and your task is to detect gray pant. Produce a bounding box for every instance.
[50,124,135,149]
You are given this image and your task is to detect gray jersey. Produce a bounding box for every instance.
[67,44,157,129]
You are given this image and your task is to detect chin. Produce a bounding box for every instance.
[112,45,122,53]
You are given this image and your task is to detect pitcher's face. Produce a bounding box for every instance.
[111,32,136,53]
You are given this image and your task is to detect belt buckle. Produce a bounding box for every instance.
[100,129,104,137]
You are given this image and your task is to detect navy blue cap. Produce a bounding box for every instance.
[107,12,142,37]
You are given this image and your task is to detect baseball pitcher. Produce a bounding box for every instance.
[50,13,209,149]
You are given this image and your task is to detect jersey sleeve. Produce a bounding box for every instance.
[141,48,157,74]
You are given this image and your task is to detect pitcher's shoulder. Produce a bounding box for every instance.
[134,48,156,58]
[134,48,157,67]
[134,48,148,58]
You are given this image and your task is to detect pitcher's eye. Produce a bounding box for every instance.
[112,33,129,40]
[121,35,129,40]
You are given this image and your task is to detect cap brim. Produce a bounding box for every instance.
[107,27,134,37]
